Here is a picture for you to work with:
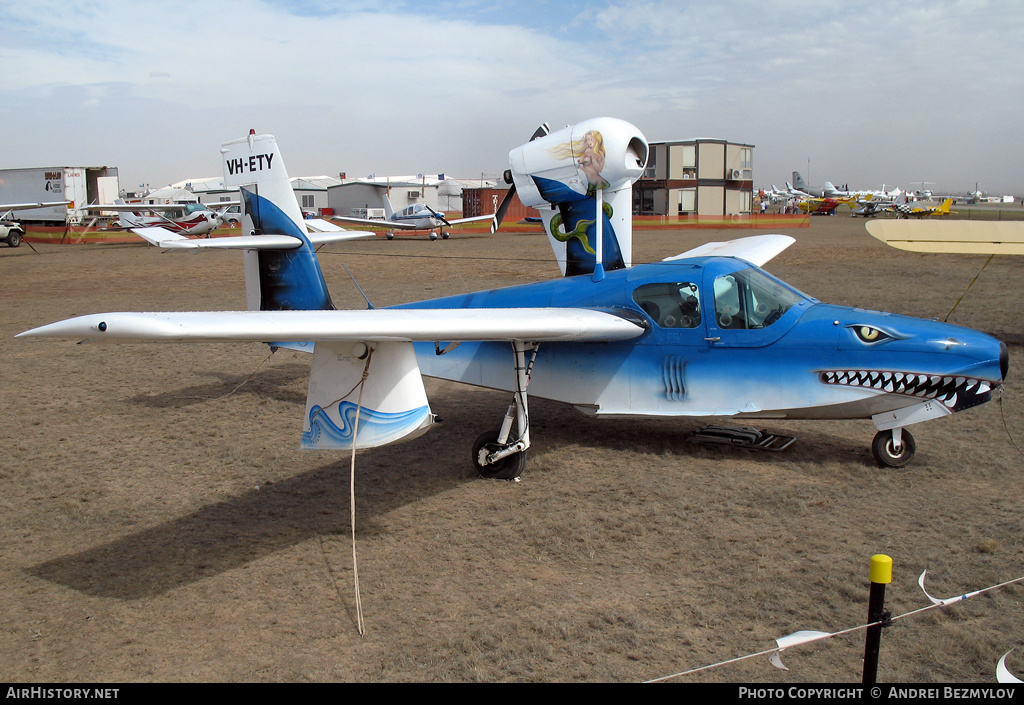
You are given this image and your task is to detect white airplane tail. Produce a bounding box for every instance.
[221,131,335,313]
[220,130,434,449]
[381,193,395,219]
[109,199,147,229]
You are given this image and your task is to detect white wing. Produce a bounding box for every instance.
[332,215,415,229]
[446,214,494,225]
[664,234,796,267]
[0,201,72,212]
[18,308,646,343]
[867,220,1024,255]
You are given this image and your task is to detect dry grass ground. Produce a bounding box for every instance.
[2,216,1023,683]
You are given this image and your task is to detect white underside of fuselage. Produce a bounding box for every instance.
[414,341,994,429]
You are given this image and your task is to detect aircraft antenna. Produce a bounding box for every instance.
[342,263,374,309]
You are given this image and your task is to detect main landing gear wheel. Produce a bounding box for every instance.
[472,429,526,480]
[872,429,916,468]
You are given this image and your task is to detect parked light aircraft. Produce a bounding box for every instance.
[19,120,1008,477]
[81,199,234,237]
[851,199,894,218]
[891,197,954,219]
[332,193,492,240]
[797,197,845,215]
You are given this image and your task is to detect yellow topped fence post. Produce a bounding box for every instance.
[863,554,893,684]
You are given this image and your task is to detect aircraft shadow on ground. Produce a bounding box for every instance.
[29,387,867,599]
[28,385,488,600]
[522,397,869,467]
[28,446,472,600]
[127,362,309,408]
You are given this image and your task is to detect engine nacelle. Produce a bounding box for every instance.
[507,118,648,277]
[508,117,648,209]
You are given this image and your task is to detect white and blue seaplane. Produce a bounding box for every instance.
[18,119,1008,478]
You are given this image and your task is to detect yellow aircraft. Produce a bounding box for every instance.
[891,197,953,219]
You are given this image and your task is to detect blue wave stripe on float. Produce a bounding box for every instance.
[302,401,431,449]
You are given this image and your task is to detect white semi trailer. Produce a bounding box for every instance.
[0,166,119,225]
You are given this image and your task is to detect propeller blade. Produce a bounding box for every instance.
[529,122,550,141]
[491,186,516,234]
[491,123,549,234]
[425,204,452,227]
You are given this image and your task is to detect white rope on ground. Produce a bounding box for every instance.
[644,572,1024,683]
[348,349,373,637]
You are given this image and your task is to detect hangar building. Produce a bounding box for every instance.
[635,139,754,216]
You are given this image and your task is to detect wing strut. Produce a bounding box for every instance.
[471,341,538,480]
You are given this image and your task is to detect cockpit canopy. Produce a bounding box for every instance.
[632,263,811,332]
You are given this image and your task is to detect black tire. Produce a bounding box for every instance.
[386,232,395,240]
[441,232,449,239]
[872,429,916,468]
[7,231,22,248]
[472,429,526,480]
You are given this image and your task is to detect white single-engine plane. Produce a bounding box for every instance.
[333,193,493,240]
[19,120,1008,477]
[81,199,233,237]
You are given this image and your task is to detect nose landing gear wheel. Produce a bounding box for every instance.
[472,429,526,480]
[872,429,916,468]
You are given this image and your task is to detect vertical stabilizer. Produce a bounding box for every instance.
[220,131,334,312]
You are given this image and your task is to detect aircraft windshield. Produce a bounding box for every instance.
[712,268,803,330]
[632,281,702,328]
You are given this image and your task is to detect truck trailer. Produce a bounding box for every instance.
[0,166,119,225]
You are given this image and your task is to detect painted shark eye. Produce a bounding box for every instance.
[853,326,892,344]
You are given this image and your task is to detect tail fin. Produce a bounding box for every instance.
[934,198,953,215]
[221,130,334,312]
[792,172,807,189]
[381,193,395,219]
[112,198,145,229]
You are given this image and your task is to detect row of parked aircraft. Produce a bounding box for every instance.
[765,173,955,218]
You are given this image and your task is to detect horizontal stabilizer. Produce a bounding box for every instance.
[306,230,375,245]
[132,227,304,250]
[665,234,796,267]
[305,218,356,233]
[867,220,1024,255]
[18,307,647,343]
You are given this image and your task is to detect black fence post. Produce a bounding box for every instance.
[863,554,892,684]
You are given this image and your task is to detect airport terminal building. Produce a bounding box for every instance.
[636,139,754,216]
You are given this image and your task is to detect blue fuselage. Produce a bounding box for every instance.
[395,257,1007,424]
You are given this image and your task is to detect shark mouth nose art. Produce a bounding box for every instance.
[819,370,995,412]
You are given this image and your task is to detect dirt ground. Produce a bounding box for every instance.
[2,216,1023,683]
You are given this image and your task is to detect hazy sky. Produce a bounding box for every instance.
[3,0,1022,195]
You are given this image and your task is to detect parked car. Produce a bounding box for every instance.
[0,218,25,247]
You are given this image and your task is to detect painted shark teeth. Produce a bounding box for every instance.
[819,369,995,412]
